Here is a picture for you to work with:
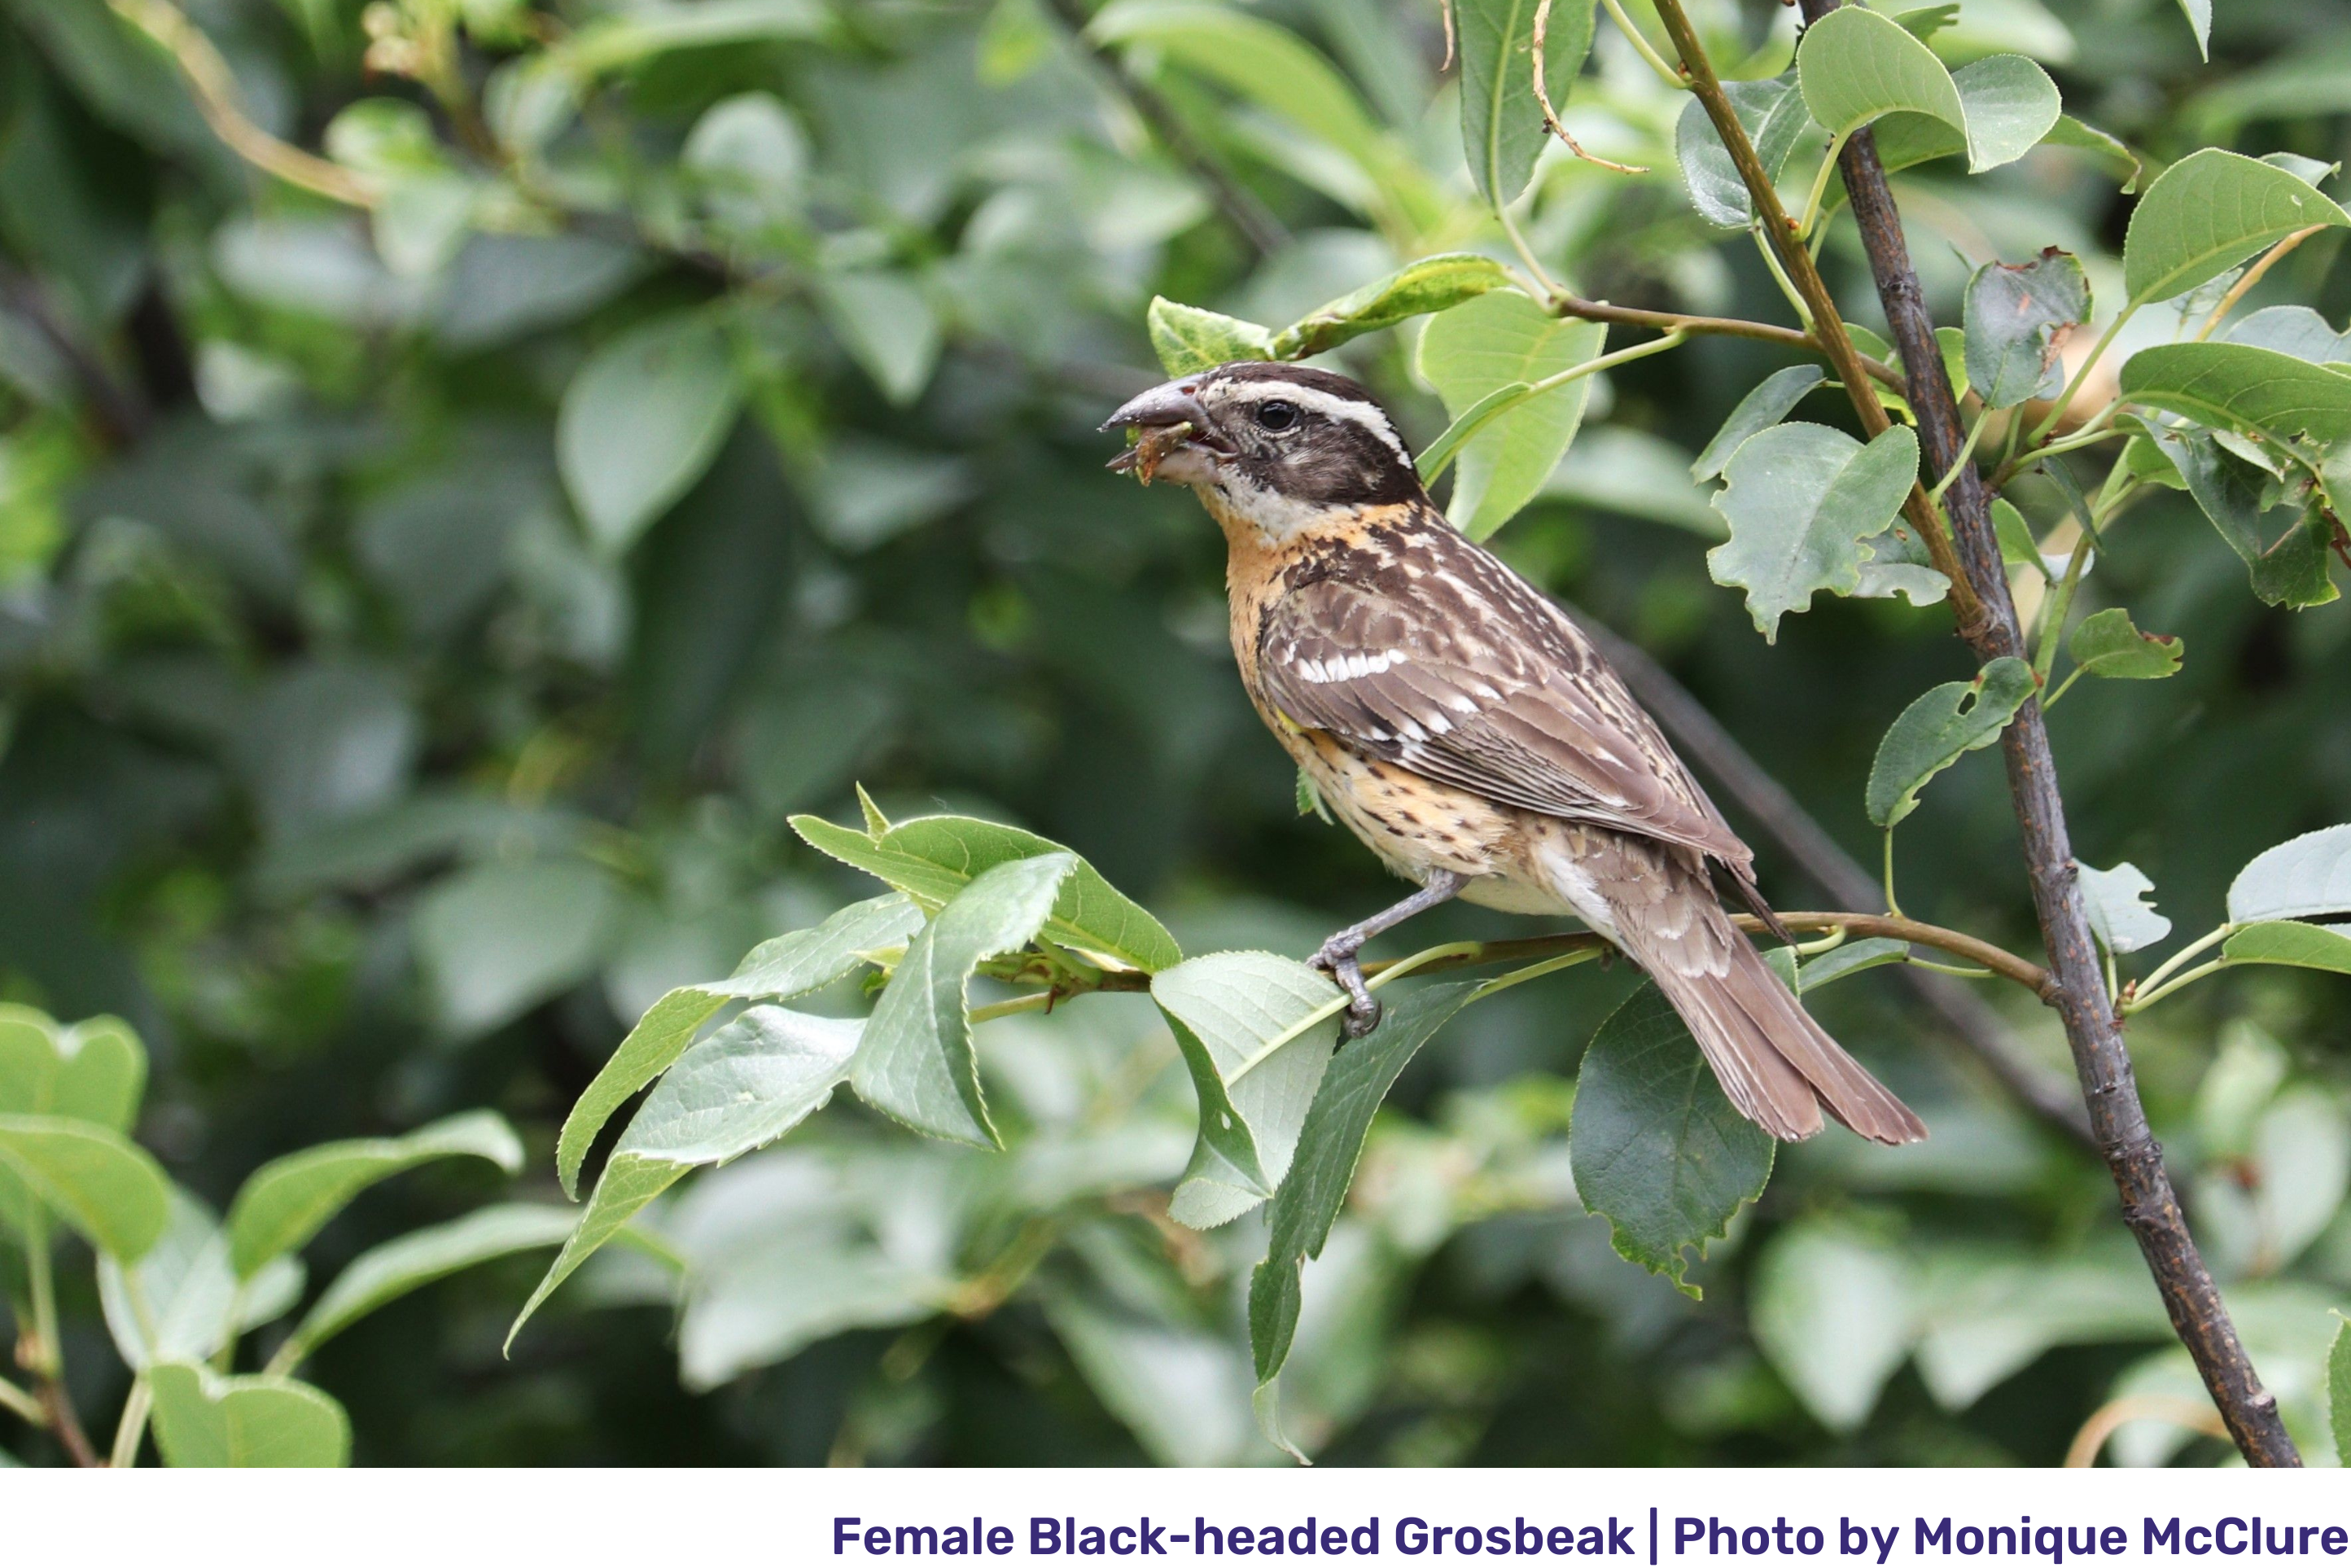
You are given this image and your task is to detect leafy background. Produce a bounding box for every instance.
[2,0,2350,1465]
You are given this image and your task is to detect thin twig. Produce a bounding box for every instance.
[1043,0,1289,258]
[1533,0,1648,174]
[974,909,2049,1010]
[1597,0,1688,90]
[2064,1394,2229,1468]
[0,1373,44,1428]
[2195,226,2326,343]
[1793,0,2299,1469]
[1647,0,1984,637]
[1570,612,2096,1145]
[1538,291,1908,393]
[37,1377,102,1469]
[0,260,149,446]
[107,0,379,207]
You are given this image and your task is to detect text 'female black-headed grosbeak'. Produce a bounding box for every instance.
[1104,361,1924,1145]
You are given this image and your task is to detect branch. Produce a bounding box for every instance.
[106,0,379,208]
[0,1372,43,1428]
[1539,290,1909,394]
[975,910,2048,1011]
[37,1377,102,1468]
[1646,0,1984,637]
[1533,0,1648,174]
[2064,1394,2229,1469]
[1795,0,2299,1469]
[1570,611,2095,1145]
[1042,0,1290,259]
[0,260,149,447]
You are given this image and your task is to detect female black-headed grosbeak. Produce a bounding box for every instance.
[1105,361,1924,1145]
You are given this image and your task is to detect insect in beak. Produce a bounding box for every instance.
[1101,378,1231,484]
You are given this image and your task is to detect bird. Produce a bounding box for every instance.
[1101,359,1925,1145]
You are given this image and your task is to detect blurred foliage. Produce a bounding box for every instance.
[3,0,2351,1468]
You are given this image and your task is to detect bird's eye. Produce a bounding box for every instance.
[1254,400,1300,431]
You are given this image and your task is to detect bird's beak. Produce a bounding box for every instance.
[1101,378,1229,482]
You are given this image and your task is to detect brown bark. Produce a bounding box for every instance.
[1789,0,2300,1467]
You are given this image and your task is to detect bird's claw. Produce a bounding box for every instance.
[1310,940,1382,1041]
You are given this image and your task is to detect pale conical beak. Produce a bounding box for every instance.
[1101,378,1228,480]
[1100,378,1211,435]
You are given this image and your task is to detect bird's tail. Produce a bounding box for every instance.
[1547,826,1926,1145]
[1642,928,1926,1144]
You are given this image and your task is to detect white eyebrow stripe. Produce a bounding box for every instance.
[1219,381,1409,460]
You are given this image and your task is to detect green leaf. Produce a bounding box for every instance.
[225,1110,524,1278]
[1151,952,1342,1229]
[94,1187,301,1372]
[1247,983,1478,1395]
[1797,7,1965,140]
[148,1363,350,1468]
[1569,983,1775,1296]
[2261,152,2338,188]
[1911,1246,2169,1409]
[1815,54,2056,204]
[2042,114,2143,193]
[557,312,744,552]
[1045,1289,1259,1465]
[556,0,832,75]
[1270,255,1512,360]
[556,894,921,1197]
[1965,249,2089,410]
[2174,0,2210,60]
[2229,826,2351,924]
[0,1114,169,1260]
[2121,150,2349,305]
[1705,423,1923,642]
[1675,79,1818,230]
[1092,1,1381,156]
[2331,1315,2351,1465]
[2228,306,2351,365]
[2139,423,2341,608]
[2120,342,2351,456]
[1414,379,1534,483]
[2067,606,2182,681]
[1091,1,1434,227]
[2078,862,2173,957]
[1950,55,2062,173]
[790,810,1182,973]
[1294,766,1332,823]
[1797,937,1910,992]
[277,1204,580,1370]
[814,270,941,405]
[852,855,1074,1146]
[1145,296,1276,375]
[410,858,620,1040]
[509,1005,862,1347]
[1418,290,1605,540]
[1751,1221,1914,1430]
[1865,657,2038,829]
[1692,366,1826,482]
[1992,497,2049,575]
[2222,922,2351,976]
[0,1007,145,1129]
[1891,3,1959,42]
[1456,0,1596,208]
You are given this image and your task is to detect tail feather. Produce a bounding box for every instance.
[1547,822,1927,1145]
[1653,937,1927,1145]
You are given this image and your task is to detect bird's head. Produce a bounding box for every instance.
[1100,362,1425,533]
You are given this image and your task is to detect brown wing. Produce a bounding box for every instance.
[1257,525,1752,869]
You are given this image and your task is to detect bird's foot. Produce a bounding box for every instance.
[1310,936,1381,1040]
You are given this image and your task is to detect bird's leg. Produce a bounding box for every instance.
[1311,871,1466,1040]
